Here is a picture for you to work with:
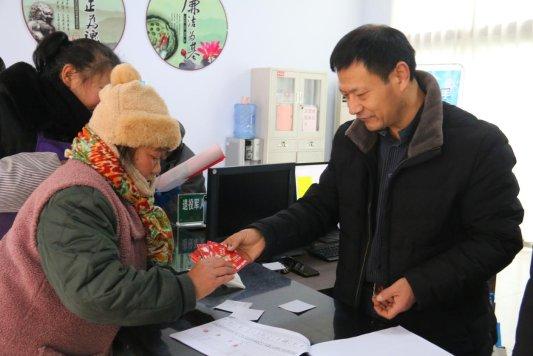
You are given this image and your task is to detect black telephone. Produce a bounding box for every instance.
[280,257,319,278]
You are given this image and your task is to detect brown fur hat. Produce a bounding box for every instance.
[88,63,181,151]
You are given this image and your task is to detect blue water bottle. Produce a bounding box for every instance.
[233,96,256,139]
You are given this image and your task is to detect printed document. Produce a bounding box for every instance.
[170,319,452,356]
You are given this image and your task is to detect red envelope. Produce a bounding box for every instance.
[208,241,228,257]
[197,243,213,258]
[226,250,249,271]
[189,241,249,272]
[189,250,201,263]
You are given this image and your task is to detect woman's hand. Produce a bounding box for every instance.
[188,257,235,300]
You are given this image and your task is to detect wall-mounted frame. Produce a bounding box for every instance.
[418,63,464,106]
[21,0,126,49]
[146,0,228,71]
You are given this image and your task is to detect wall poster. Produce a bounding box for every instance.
[21,0,125,49]
[146,0,228,70]
[418,64,463,106]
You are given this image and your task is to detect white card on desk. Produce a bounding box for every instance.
[262,262,286,271]
[278,299,316,313]
[230,308,264,321]
[214,299,252,313]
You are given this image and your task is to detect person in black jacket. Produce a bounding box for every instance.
[0,31,120,159]
[0,31,120,237]
[513,250,532,355]
[223,25,523,355]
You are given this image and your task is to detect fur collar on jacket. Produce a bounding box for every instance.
[0,62,91,142]
[345,70,444,158]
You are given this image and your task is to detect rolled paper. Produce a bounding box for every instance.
[155,144,225,192]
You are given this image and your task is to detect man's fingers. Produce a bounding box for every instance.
[238,249,253,262]
[374,299,401,319]
[374,305,395,319]
[384,304,400,319]
[372,278,415,320]
[376,287,395,302]
[372,296,389,310]
[373,304,387,317]
[373,295,398,319]
[222,236,239,251]
[222,233,243,250]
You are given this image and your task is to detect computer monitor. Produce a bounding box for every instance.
[206,163,296,242]
[294,162,328,199]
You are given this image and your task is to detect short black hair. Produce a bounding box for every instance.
[33,31,120,81]
[330,24,416,82]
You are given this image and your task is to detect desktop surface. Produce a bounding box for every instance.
[117,263,374,355]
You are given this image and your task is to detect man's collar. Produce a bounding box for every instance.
[378,104,423,144]
[345,70,444,158]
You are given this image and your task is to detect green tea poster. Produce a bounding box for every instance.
[146,0,228,70]
[22,0,125,49]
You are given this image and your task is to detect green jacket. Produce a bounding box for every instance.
[37,185,196,326]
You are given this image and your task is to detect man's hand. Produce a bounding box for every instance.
[188,257,235,300]
[372,277,416,319]
[222,228,266,262]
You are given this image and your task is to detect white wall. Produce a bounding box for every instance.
[0,0,362,158]
[360,0,392,24]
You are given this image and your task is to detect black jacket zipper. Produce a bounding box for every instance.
[353,146,441,306]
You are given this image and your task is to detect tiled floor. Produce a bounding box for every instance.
[495,244,532,352]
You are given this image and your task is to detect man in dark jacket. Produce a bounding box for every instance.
[513,249,532,355]
[223,25,523,355]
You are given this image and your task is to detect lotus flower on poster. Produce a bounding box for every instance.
[198,41,222,63]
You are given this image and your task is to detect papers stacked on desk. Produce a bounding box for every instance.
[171,317,309,356]
[170,318,452,355]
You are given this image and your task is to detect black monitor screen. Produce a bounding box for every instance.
[207,164,295,241]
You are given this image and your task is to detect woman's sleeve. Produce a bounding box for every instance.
[37,186,196,326]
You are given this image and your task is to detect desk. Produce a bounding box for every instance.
[283,252,338,291]
[175,226,338,292]
[115,263,376,355]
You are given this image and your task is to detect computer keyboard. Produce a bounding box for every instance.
[317,229,340,243]
[308,241,339,262]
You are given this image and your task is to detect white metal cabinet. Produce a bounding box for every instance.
[251,68,328,164]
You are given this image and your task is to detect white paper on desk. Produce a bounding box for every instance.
[170,317,310,356]
[262,262,286,271]
[230,308,264,321]
[214,300,252,313]
[278,299,316,313]
[309,326,452,356]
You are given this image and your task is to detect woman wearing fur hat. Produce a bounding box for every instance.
[0,63,235,355]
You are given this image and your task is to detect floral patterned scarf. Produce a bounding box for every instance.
[66,126,174,265]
